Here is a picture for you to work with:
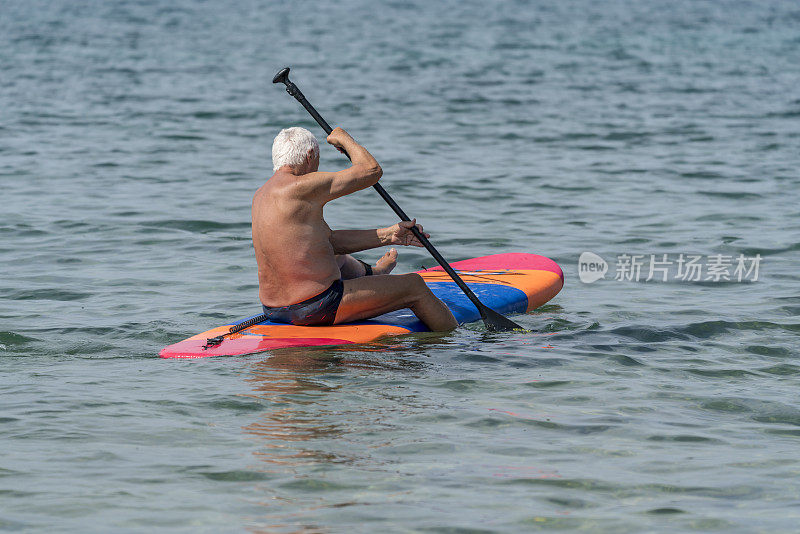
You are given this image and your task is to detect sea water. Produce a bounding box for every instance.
[2,0,799,531]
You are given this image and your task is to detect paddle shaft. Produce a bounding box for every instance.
[283,85,492,306]
[274,69,522,330]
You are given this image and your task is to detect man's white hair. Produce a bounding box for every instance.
[272,127,319,171]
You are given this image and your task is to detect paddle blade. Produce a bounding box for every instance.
[479,304,524,332]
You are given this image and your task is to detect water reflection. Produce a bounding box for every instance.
[241,336,446,468]
[240,339,444,531]
[242,347,347,467]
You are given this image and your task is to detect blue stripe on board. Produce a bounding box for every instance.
[371,282,529,332]
[231,282,529,334]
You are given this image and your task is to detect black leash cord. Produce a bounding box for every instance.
[203,313,269,349]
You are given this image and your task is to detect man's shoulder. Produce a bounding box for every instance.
[255,172,291,197]
[270,170,336,199]
[254,171,330,205]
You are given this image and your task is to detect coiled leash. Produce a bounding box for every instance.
[204,257,375,350]
[203,313,268,350]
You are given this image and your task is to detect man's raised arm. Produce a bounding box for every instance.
[299,127,382,203]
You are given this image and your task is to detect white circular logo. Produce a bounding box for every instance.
[578,252,607,283]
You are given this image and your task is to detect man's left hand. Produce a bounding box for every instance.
[384,219,429,247]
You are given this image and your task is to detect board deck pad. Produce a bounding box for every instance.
[159,253,563,359]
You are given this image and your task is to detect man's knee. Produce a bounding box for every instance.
[401,273,430,298]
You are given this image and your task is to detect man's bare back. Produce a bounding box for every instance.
[252,126,458,331]
[252,169,340,307]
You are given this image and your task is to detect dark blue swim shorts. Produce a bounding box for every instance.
[261,279,344,326]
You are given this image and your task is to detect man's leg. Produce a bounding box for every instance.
[334,273,458,332]
[336,249,399,279]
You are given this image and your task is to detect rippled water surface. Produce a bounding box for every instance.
[2,0,800,531]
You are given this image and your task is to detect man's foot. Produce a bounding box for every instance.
[373,248,398,275]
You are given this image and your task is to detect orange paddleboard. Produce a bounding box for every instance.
[159,253,563,359]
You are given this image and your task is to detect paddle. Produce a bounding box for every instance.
[273,67,522,332]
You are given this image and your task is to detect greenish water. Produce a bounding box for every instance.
[2,0,800,531]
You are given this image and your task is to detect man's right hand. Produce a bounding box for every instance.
[327,127,354,154]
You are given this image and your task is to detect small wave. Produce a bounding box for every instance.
[523,380,571,389]
[758,364,800,376]
[646,433,723,443]
[158,134,207,141]
[647,507,686,515]
[192,111,258,120]
[687,368,758,378]
[199,470,273,482]
[684,320,800,338]
[575,144,615,151]
[608,320,800,343]
[0,331,40,346]
[752,410,800,427]
[746,345,791,357]
[738,242,800,257]
[610,325,690,343]
[679,171,725,180]
[698,191,762,200]
[6,289,91,301]
[602,131,652,142]
[203,398,265,413]
[140,219,250,234]
[0,224,49,237]
[765,109,800,119]
[699,397,800,429]
[541,184,597,192]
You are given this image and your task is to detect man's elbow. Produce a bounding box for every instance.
[357,163,382,186]
[370,164,382,184]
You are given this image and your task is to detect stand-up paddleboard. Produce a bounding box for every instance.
[159,253,563,359]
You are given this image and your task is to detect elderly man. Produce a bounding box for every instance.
[252,126,458,331]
